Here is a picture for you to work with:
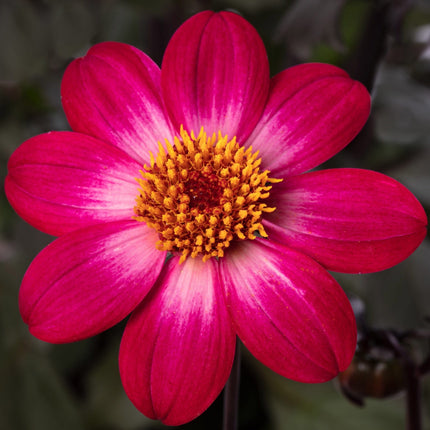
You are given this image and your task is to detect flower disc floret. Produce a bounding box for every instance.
[134,127,280,263]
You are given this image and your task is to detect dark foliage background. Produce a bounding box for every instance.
[1,0,429,429]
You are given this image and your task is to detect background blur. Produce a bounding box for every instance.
[1,0,430,429]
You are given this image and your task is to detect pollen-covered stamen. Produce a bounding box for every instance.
[134,126,281,263]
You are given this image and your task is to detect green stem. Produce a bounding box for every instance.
[223,338,241,430]
[386,332,422,430]
[405,361,422,430]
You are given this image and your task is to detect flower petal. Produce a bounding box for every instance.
[5,131,141,236]
[161,11,270,141]
[265,168,428,273]
[119,256,235,426]
[219,239,356,383]
[61,41,175,164]
[247,63,371,177]
[19,221,165,343]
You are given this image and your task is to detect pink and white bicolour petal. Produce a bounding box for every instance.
[162,11,270,142]
[62,42,175,165]
[246,63,370,177]
[119,256,236,426]
[5,132,141,237]
[19,220,165,343]
[265,168,428,273]
[219,239,357,383]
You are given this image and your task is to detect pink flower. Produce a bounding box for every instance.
[5,10,427,426]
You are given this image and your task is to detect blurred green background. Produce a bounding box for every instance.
[1,0,430,429]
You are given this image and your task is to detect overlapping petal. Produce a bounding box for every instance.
[119,256,236,426]
[219,239,356,383]
[61,41,175,164]
[265,168,428,273]
[19,220,165,343]
[162,10,270,142]
[247,63,371,177]
[5,131,141,236]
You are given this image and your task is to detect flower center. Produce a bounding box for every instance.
[186,167,224,212]
[134,127,281,263]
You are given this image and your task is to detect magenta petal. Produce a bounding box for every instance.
[19,221,165,343]
[220,239,356,383]
[61,42,175,164]
[119,257,235,426]
[161,11,270,141]
[247,63,371,176]
[5,131,141,236]
[266,168,428,273]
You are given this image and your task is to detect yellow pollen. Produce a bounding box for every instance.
[133,126,281,263]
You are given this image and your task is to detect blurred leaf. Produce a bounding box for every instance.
[373,65,430,146]
[0,345,83,430]
[0,0,49,82]
[409,240,430,316]
[274,0,346,60]
[222,0,284,13]
[253,358,406,430]
[334,262,426,332]
[388,146,430,208]
[98,1,147,46]
[84,339,154,430]
[0,259,83,430]
[0,84,50,124]
[370,64,430,207]
[49,0,95,59]
[339,0,371,51]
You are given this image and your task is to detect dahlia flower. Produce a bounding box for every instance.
[5,10,427,426]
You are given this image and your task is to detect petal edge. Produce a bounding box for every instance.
[19,221,165,343]
[162,11,270,141]
[220,239,357,383]
[119,257,235,425]
[265,168,428,273]
[247,64,371,176]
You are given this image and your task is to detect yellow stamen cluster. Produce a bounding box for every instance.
[134,126,281,263]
